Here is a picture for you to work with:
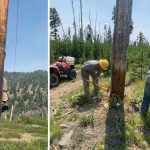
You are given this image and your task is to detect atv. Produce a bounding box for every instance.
[50,56,77,87]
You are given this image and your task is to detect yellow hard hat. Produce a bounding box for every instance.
[99,59,109,71]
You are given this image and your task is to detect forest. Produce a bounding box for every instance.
[50,7,150,82]
[4,70,48,118]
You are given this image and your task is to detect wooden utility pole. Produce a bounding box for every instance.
[111,0,133,99]
[0,0,9,116]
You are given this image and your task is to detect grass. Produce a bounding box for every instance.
[0,130,21,139]
[51,73,150,149]
[75,132,85,144]
[124,79,150,149]
[17,115,47,126]
[125,114,148,149]
[67,113,79,122]
[0,139,48,150]
[80,113,94,127]
[75,64,82,70]
[60,85,83,101]
[70,95,89,107]
[50,117,63,143]
[0,115,47,150]
[23,125,47,135]
[56,106,63,117]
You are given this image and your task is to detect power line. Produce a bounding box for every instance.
[14,0,20,72]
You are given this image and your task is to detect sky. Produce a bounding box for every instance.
[5,0,48,72]
[50,0,150,42]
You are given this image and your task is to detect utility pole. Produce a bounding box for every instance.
[111,0,133,99]
[0,0,9,116]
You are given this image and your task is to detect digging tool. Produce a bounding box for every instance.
[86,79,111,94]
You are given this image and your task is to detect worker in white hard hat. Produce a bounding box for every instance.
[81,59,109,99]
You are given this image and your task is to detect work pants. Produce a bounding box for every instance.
[141,84,150,114]
[81,70,99,98]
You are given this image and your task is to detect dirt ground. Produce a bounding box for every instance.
[50,74,111,149]
[50,75,149,150]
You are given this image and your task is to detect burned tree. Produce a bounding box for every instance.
[0,0,9,116]
[71,0,77,37]
[111,0,133,99]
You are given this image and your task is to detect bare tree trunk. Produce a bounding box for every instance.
[111,0,133,99]
[89,9,93,40]
[0,0,9,117]
[71,0,77,36]
[60,22,65,37]
[89,9,91,27]
[80,0,83,41]
[94,12,97,40]
[140,48,143,80]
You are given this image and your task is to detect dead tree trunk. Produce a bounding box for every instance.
[111,0,133,99]
[71,0,77,36]
[79,0,83,41]
[0,0,9,116]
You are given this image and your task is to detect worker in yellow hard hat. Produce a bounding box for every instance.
[81,59,109,99]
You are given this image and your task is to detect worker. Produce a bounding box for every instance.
[1,77,9,112]
[141,65,150,117]
[81,59,109,99]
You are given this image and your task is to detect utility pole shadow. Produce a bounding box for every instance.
[104,96,126,149]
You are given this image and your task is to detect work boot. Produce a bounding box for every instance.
[2,101,8,112]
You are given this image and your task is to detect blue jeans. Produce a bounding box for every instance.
[141,84,150,114]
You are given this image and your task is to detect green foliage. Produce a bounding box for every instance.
[125,114,147,149]
[56,107,63,117]
[50,117,63,143]
[23,126,47,136]
[0,131,21,139]
[67,113,79,122]
[75,132,85,144]
[70,95,88,107]
[0,140,47,150]
[28,139,48,150]
[17,115,47,126]
[80,114,94,127]
[0,142,27,150]
[50,12,112,64]
[0,115,47,150]
[128,32,150,82]
[50,8,61,40]
[4,70,48,117]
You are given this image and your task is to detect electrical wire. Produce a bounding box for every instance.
[14,0,20,72]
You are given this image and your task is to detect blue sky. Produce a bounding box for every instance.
[50,0,150,42]
[5,0,48,72]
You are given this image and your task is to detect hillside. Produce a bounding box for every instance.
[4,70,48,117]
[50,72,150,150]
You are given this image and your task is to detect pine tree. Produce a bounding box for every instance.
[50,8,61,40]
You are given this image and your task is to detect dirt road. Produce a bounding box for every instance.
[50,72,82,105]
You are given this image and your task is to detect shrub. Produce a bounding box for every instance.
[80,114,94,127]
